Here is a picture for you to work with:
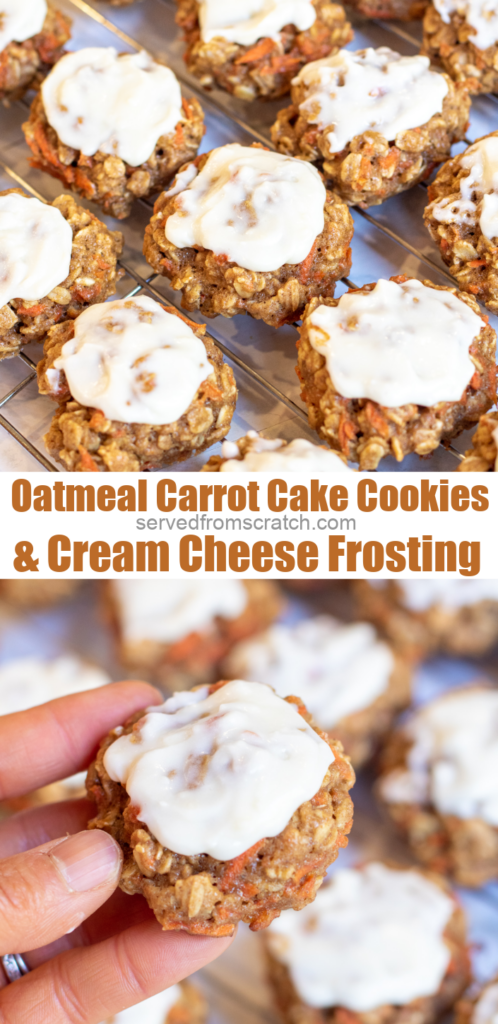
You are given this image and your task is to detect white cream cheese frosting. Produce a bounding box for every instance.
[0,193,72,309]
[51,296,211,426]
[0,0,47,52]
[112,579,248,645]
[103,679,333,860]
[219,432,353,472]
[473,983,498,1024]
[267,862,454,1011]
[42,48,183,167]
[224,617,394,729]
[380,687,498,825]
[433,0,498,50]
[165,144,326,273]
[431,135,498,242]
[0,655,110,716]
[293,47,448,154]
[104,985,182,1024]
[199,0,316,45]
[306,278,480,408]
[396,579,498,611]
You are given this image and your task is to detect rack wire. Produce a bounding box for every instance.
[1,0,493,471]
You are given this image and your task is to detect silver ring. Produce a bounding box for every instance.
[1,954,30,983]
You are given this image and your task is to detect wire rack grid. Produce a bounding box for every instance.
[1,0,496,472]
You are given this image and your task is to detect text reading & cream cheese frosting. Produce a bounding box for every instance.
[306,278,480,407]
[431,135,498,242]
[473,983,498,1024]
[433,0,498,50]
[293,47,448,154]
[42,48,183,167]
[165,144,326,273]
[0,0,47,52]
[104,985,182,1024]
[0,655,110,716]
[0,193,72,309]
[396,579,498,611]
[112,579,248,644]
[51,296,211,425]
[380,687,498,824]
[224,618,394,729]
[267,862,454,1011]
[103,679,333,860]
[199,0,316,45]
[219,433,352,471]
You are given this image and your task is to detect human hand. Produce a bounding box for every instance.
[0,681,233,1023]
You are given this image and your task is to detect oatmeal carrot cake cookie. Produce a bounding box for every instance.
[377,686,498,887]
[425,134,498,312]
[0,655,111,813]
[0,0,70,104]
[0,190,123,361]
[105,981,206,1024]
[355,580,498,658]
[0,578,80,608]
[297,276,496,470]
[37,295,237,472]
[422,0,498,94]
[22,47,205,220]
[87,679,355,935]
[223,616,411,767]
[456,976,498,1024]
[175,0,352,101]
[458,410,498,470]
[144,144,353,327]
[107,579,281,690]
[272,48,469,208]
[266,861,470,1024]
[202,431,352,471]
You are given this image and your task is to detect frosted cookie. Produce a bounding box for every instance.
[355,580,498,657]
[87,679,355,935]
[175,0,352,101]
[0,655,111,812]
[0,1,70,104]
[223,616,411,766]
[37,296,237,472]
[22,47,205,220]
[0,578,80,608]
[107,579,281,690]
[103,981,206,1024]
[378,686,498,886]
[347,0,428,19]
[456,977,498,1024]
[459,410,498,470]
[202,431,352,471]
[266,861,469,1024]
[144,144,353,327]
[0,190,123,361]
[422,0,498,94]
[425,134,498,312]
[297,276,496,470]
[272,48,469,208]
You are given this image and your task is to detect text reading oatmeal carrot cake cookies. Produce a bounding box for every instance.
[0,0,70,104]
[272,47,469,207]
[175,0,352,100]
[266,861,469,1024]
[23,47,204,219]
[87,679,354,934]
[37,295,237,472]
[144,143,353,327]
[297,276,495,469]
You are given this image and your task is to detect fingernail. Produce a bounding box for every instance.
[50,830,122,893]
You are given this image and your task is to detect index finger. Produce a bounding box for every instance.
[0,681,161,801]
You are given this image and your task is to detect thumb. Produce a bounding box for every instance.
[0,831,122,954]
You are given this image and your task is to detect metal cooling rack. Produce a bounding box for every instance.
[1,0,496,471]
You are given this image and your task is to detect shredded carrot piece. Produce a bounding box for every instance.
[219,839,266,892]
[467,259,487,268]
[470,370,482,389]
[299,239,317,284]
[235,37,275,64]
[78,446,100,472]
[16,303,45,317]
[468,285,480,294]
